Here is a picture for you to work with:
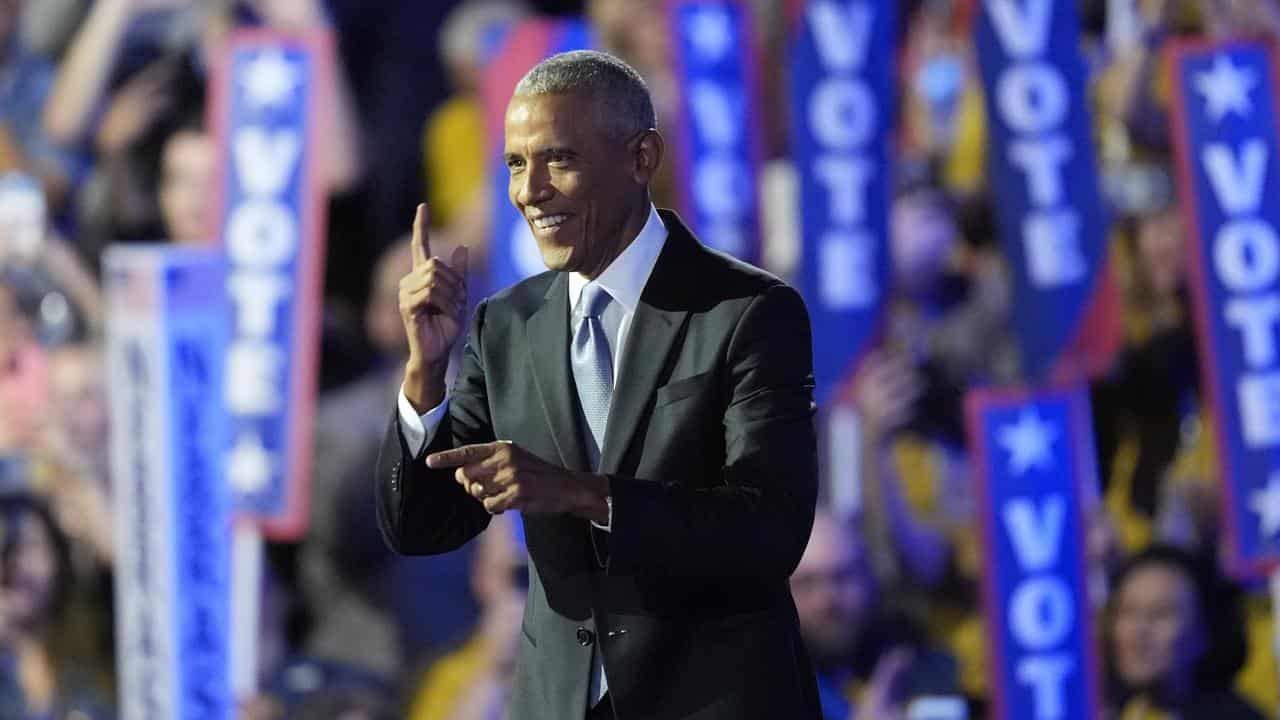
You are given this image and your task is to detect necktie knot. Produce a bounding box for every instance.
[578,284,613,320]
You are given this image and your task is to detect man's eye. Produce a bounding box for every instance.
[549,154,571,165]
[506,158,524,170]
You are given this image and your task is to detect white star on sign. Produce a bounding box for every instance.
[997,408,1057,476]
[1249,472,1280,538]
[1194,54,1257,123]
[688,7,732,62]
[240,49,300,110]
[227,432,274,494]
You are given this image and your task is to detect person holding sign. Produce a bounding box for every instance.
[376,50,821,720]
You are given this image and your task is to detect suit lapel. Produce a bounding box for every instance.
[526,273,591,472]
[599,212,698,475]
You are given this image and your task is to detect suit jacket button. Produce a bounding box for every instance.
[576,627,594,647]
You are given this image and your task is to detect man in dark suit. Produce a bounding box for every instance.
[377,50,821,720]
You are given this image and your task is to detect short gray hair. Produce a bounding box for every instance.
[513,50,657,138]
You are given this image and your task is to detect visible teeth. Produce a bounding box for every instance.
[533,214,568,229]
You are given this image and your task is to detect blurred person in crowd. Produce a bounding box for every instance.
[856,184,1010,589]
[888,184,1015,400]
[46,0,361,247]
[586,0,674,128]
[39,343,112,570]
[900,0,975,172]
[1092,185,1211,555]
[0,0,81,211]
[407,513,527,720]
[1104,545,1262,719]
[29,344,117,717]
[0,270,51,453]
[0,177,103,452]
[1089,164,1235,564]
[42,343,108,485]
[854,183,1091,702]
[244,544,396,720]
[45,0,361,189]
[424,0,527,232]
[586,0,680,206]
[0,492,110,720]
[792,509,959,720]
[301,236,477,674]
[1092,173,1279,716]
[1096,0,1280,159]
[154,116,213,245]
[381,50,820,719]
[0,169,103,332]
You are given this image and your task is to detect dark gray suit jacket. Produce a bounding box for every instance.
[376,211,822,719]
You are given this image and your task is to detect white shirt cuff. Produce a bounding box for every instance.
[397,384,449,456]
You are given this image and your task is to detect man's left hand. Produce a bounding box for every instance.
[427,441,609,522]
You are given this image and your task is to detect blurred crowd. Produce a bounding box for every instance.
[0,0,1278,718]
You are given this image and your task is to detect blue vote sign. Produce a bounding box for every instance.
[1168,38,1280,577]
[667,0,764,263]
[966,384,1103,720]
[974,0,1120,381]
[788,0,894,404]
[207,30,333,537]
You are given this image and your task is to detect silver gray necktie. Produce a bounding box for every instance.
[571,284,614,468]
[571,283,614,706]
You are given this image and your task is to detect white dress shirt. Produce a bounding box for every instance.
[396,204,670,529]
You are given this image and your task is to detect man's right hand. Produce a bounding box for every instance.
[400,203,468,412]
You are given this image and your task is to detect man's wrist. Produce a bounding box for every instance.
[403,358,448,413]
[576,473,611,525]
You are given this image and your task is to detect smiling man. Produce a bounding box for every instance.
[376,50,820,720]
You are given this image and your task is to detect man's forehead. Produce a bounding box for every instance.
[504,93,603,139]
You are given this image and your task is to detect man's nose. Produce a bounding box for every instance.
[516,164,553,206]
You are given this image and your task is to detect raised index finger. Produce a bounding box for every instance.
[411,203,430,268]
[426,442,500,469]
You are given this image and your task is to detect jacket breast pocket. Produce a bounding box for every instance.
[654,371,714,408]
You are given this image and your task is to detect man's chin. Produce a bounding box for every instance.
[537,247,578,273]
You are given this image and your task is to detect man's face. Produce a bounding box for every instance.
[1110,564,1204,690]
[504,93,644,278]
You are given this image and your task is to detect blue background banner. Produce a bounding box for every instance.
[966,385,1102,720]
[974,0,1117,380]
[788,0,894,404]
[209,31,331,536]
[667,0,763,264]
[1169,39,1280,577]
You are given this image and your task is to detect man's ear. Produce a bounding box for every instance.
[632,129,664,185]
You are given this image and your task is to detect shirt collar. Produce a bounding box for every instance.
[568,205,667,315]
